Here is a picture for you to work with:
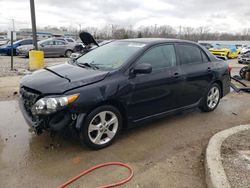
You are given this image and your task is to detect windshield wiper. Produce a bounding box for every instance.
[76,62,99,70]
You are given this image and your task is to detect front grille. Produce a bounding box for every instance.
[20,87,40,118]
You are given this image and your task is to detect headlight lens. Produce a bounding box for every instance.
[31,94,79,115]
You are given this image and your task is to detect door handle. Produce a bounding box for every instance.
[173,72,180,78]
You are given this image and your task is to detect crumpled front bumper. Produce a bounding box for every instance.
[19,97,43,134]
[19,96,73,134]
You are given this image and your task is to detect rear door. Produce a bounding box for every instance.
[40,40,54,56]
[176,43,214,106]
[128,43,184,121]
[54,40,67,56]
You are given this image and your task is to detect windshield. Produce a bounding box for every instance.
[76,41,146,70]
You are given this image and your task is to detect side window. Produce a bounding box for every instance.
[66,39,74,42]
[27,40,33,44]
[137,44,176,70]
[55,41,66,45]
[178,44,203,64]
[42,41,54,46]
[21,40,32,45]
[201,51,209,63]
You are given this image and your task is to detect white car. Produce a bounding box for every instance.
[238,50,250,64]
[241,46,250,54]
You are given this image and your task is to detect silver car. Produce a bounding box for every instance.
[238,50,250,64]
[16,38,75,57]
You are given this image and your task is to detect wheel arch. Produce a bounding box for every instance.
[65,49,73,55]
[81,100,128,130]
[98,100,128,129]
[212,80,223,97]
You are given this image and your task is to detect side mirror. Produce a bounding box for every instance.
[40,44,44,47]
[133,63,152,74]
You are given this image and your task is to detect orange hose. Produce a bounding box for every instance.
[58,162,134,188]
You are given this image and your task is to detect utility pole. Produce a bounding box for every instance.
[11,19,15,31]
[10,31,13,70]
[8,19,15,31]
[30,0,38,50]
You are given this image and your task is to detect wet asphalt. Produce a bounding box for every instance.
[0,93,250,188]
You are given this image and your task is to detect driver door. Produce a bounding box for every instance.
[127,44,184,121]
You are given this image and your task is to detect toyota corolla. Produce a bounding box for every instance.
[19,38,230,149]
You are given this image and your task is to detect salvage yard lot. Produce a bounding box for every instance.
[0,55,250,187]
[0,55,68,77]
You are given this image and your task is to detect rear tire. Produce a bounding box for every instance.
[199,83,221,112]
[80,105,122,150]
[240,66,248,79]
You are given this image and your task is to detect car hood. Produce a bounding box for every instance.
[79,31,99,46]
[20,63,109,94]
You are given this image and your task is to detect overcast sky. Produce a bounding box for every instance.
[0,0,249,33]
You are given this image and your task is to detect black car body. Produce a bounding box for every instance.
[19,38,230,149]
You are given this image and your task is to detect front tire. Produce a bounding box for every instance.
[80,105,122,149]
[199,83,221,112]
[65,50,73,58]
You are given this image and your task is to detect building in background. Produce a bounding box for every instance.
[0,28,79,41]
[198,40,250,48]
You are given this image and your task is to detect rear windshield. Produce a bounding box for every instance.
[76,41,146,70]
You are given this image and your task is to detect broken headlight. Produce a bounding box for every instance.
[31,94,79,115]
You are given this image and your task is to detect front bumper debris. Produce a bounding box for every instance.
[19,87,74,134]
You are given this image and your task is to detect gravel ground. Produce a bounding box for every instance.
[221,130,250,188]
[0,55,68,77]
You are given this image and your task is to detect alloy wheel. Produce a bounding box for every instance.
[88,111,119,145]
[207,87,220,109]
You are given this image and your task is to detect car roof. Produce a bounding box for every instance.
[118,38,198,46]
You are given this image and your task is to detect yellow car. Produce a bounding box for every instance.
[209,44,240,59]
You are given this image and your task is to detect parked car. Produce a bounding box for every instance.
[209,44,240,59]
[0,36,9,46]
[0,38,33,55]
[241,46,250,54]
[0,39,9,46]
[16,38,74,57]
[238,50,250,64]
[19,38,230,149]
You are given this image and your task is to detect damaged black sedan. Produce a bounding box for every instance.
[19,38,230,149]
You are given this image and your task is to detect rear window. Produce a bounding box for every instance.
[178,44,203,64]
